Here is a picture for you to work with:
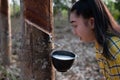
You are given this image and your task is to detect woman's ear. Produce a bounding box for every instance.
[88,17,94,29]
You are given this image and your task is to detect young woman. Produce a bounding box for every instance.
[69,0,120,80]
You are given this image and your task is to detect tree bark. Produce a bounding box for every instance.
[0,0,12,67]
[19,0,55,80]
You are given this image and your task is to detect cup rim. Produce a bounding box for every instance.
[50,50,76,59]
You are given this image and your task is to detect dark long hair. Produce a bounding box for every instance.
[70,0,120,60]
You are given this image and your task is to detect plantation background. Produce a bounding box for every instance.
[0,0,119,80]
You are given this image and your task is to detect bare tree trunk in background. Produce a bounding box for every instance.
[0,0,12,67]
[19,0,25,79]
[19,0,55,80]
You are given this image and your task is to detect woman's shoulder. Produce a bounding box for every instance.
[107,35,120,59]
[107,31,120,40]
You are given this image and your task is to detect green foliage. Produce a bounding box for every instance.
[53,0,120,22]
[115,1,120,11]
[104,0,120,23]
[54,9,70,28]
[10,3,20,17]
[53,0,74,16]
[114,0,120,23]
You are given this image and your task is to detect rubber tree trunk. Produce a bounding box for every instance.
[19,0,55,80]
[0,0,12,67]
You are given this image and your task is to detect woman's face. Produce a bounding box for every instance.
[70,12,96,43]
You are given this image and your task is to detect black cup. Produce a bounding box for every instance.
[51,50,76,72]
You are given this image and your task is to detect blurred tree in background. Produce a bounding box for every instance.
[10,0,20,17]
[104,0,120,23]
[10,0,120,23]
[53,0,120,24]
[114,0,120,23]
[53,0,77,16]
[53,0,78,26]
[115,0,120,11]
[53,0,70,16]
